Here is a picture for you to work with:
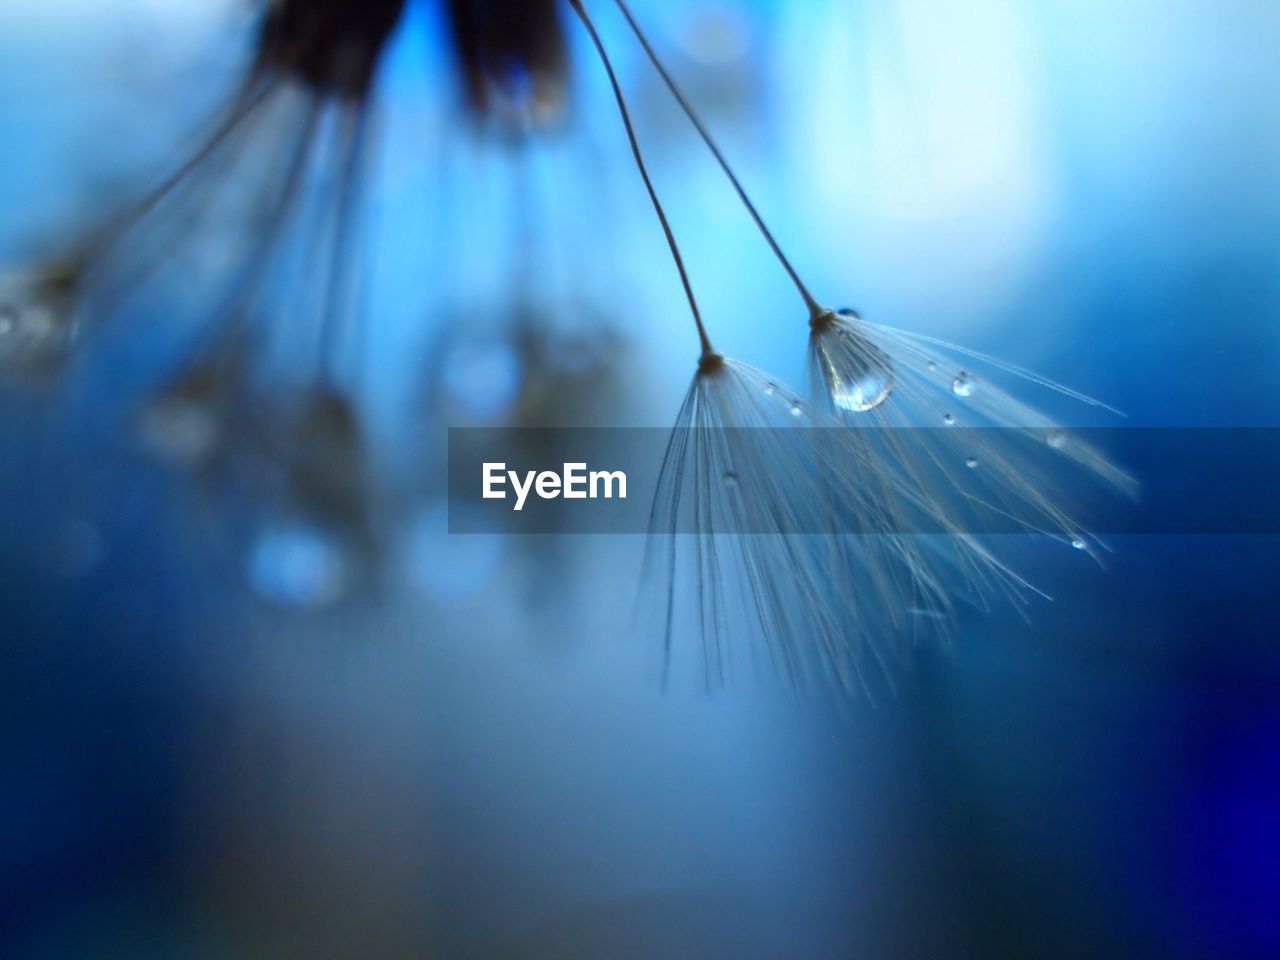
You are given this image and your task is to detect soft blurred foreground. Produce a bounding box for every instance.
[2,1,1279,957]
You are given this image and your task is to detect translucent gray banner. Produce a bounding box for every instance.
[447,428,1280,535]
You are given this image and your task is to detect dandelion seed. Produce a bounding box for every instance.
[443,0,569,130]
[645,354,1010,695]
[607,0,1139,693]
[808,307,1135,557]
[645,357,895,692]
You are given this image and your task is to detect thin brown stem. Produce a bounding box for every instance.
[612,0,825,322]
[568,0,717,361]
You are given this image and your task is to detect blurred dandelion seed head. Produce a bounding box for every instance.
[0,265,82,384]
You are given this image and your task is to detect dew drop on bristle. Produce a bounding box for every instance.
[764,382,776,397]
[1071,538,1087,551]
[966,457,979,469]
[790,404,804,418]
[952,372,976,397]
[817,319,895,414]
[943,412,955,426]
[1047,430,1066,449]
[830,363,893,413]
[723,471,739,489]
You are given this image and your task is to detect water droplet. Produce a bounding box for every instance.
[824,339,895,413]
[1071,538,1087,551]
[790,404,804,418]
[1047,430,1066,449]
[249,524,352,608]
[404,504,505,598]
[723,471,739,489]
[952,372,976,398]
[0,305,16,336]
[139,377,226,467]
[442,337,523,422]
[943,412,955,426]
[965,457,979,469]
[830,366,893,413]
[764,382,776,397]
[927,360,937,371]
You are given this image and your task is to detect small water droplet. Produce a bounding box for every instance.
[442,337,523,422]
[965,457,979,469]
[790,404,804,418]
[405,504,505,599]
[952,372,975,398]
[723,471,739,489]
[927,360,937,371]
[943,412,955,426]
[1047,430,1066,449]
[249,524,352,608]
[1071,538,1087,551]
[764,382,776,397]
[139,388,224,467]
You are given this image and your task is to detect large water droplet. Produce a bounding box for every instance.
[825,341,895,413]
[952,372,976,398]
[831,367,893,413]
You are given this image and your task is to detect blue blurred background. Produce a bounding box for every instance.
[1,0,1278,957]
